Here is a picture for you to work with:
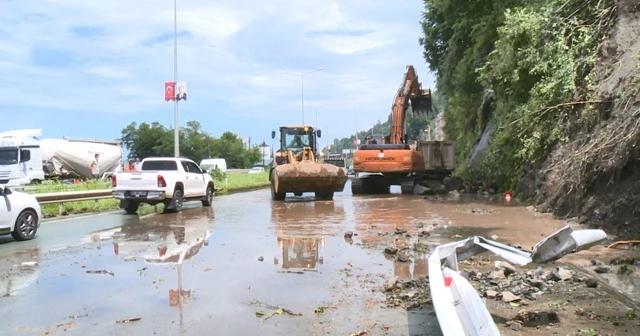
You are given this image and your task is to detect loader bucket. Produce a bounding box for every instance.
[272,161,347,194]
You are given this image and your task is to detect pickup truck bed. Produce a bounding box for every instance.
[112,157,215,214]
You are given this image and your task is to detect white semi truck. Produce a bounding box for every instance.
[0,129,123,186]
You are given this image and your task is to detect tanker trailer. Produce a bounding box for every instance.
[40,138,123,180]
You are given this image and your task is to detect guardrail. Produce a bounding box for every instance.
[35,189,113,215]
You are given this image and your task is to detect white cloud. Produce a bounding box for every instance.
[0,0,435,140]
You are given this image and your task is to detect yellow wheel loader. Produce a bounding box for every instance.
[269,126,347,201]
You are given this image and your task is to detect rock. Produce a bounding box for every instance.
[449,190,461,199]
[414,184,434,195]
[344,231,353,238]
[529,292,543,300]
[591,259,603,266]
[509,322,522,331]
[585,278,598,288]
[394,228,407,234]
[382,276,432,309]
[385,276,399,291]
[495,261,517,277]
[618,265,634,275]
[548,267,572,281]
[258,256,264,262]
[422,180,446,192]
[384,247,398,255]
[485,290,498,299]
[491,234,499,240]
[396,254,410,263]
[488,270,505,280]
[502,291,521,303]
[419,230,430,237]
[528,279,545,289]
[443,176,464,192]
[594,266,611,274]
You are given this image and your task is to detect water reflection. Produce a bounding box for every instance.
[270,201,346,236]
[0,246,41,297]
[91,207,214,334]
[277,236,325,270]
[270,201,339,272]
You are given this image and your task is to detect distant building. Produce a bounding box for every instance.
[241,136,251,149]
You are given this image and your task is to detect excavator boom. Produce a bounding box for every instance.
[351,65,455,195]
[390,65,432,144]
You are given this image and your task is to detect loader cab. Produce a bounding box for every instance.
[271,126,322,156]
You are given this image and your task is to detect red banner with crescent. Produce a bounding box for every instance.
[164,82,175,101]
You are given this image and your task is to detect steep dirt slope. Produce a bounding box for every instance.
[538,0,640,239]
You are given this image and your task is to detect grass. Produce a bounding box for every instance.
[215,171,270,194]
[23,172,270,218]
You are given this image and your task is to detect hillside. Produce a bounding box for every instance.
[420,0,640,239]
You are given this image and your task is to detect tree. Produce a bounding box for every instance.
[119,121,262,168]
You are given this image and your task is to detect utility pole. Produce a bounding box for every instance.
[354,108,359,149]
[173,0,179,157]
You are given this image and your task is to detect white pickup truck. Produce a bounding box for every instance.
[112,157,215,214]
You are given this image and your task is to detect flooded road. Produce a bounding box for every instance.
[1,182,638,335]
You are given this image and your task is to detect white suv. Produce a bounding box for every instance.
[0,186,42,241]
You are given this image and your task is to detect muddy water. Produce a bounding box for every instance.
[0,182,637,335]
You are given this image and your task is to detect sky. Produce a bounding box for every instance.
[0,0,435,148]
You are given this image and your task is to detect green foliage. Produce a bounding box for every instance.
[208,166,227,184]
[119,121,262,168]
[420,0,613,191]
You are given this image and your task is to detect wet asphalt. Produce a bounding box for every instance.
[0,181,618,336]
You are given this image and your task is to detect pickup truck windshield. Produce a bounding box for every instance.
[141,160,179,171]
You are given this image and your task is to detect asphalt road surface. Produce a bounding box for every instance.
[1,182,637,336]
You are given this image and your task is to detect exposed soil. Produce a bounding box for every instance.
[535,0,640,240]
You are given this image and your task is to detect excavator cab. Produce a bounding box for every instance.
[269,126,347,201]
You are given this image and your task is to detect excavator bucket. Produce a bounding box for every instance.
[271,160,347,196]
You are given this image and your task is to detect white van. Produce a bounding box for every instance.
[199,158,227,173]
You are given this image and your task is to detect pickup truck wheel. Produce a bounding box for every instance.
[165,189,183,213]
[11,209,38,241]
[202,185,214,207]
[124,201,140,214]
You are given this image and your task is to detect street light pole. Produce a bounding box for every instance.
[306,103,328,128]
[281,67,324,125]
[173,0,179,157]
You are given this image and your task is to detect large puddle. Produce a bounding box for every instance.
[0,183,637,335]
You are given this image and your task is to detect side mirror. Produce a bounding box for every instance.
[20,149,31,162]
[271,131,276,139]
[1,187,12,196]
[316,129,322,138]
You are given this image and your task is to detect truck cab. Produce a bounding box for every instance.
[0,130,45,187]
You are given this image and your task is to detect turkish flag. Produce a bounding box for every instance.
[164,82,175,101]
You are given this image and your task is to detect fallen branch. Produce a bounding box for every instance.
[86,270,115,277]
[249,300,303,317]
[349,330,369,336]
[116,317,141,324]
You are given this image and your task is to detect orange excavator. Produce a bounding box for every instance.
[351,65,456,195]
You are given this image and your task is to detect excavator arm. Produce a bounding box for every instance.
[389,65,432,144]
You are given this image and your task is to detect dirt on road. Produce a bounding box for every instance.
[0,187,638,336]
